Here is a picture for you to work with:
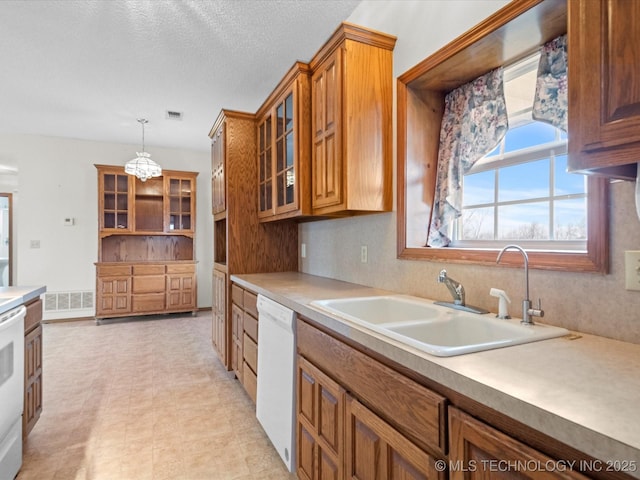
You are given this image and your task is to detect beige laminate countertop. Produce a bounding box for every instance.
[0,285,46,315]
[232,271,640,478]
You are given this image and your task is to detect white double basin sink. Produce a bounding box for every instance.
[310,295,569,357]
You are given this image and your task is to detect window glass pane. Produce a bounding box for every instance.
[504,122,556,152]
[461,207,494,240]
[498,159,549,202]
[484,142,501,158]
[498,202,549,239]
[554,198,587,240]
[463,170,494,206]
[555,155,585,195]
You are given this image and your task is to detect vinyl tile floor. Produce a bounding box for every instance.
[17,313,296,480]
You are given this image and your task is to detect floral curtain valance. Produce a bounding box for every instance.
[532,34,568,131]
[427,68,508,247]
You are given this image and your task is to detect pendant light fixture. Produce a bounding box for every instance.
[124,118,162,182]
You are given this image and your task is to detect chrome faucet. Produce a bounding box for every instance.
[496,245,544,325]
[435,269,489,314]
[438,269,465,305]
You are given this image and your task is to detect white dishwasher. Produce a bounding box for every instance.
[256,294,296,473]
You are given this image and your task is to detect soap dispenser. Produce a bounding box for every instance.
[490,288,511,319]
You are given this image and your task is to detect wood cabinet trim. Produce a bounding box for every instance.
[309,21,396,71]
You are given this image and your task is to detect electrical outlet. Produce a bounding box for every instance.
[625,251,640,291]
[360,245,368,263]
[301,243,306,258]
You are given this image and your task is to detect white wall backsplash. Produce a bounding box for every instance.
[299,0,640,344]
[0,134,212,317]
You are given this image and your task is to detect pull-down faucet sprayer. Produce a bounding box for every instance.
[496,244,544,325]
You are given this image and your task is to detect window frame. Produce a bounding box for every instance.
[396,0,609,273]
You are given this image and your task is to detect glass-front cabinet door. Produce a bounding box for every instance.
[256,62,311,221]
[275,92,296,214]
[258,115,273,217]
[165,174,197,234]
[98,166,132,232]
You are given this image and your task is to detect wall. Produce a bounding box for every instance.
[299,0,640,344]
[0,134,211,319]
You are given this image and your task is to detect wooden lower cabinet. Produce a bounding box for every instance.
[96,262,197,319]
[449,407,589,480]
[230,283,260,403]
[97,270,131,317]
[166,264,197,311]
[297,355,345,480]
[295,316,621,480]
[212,268,227,363]
[296,353,443,480]
[230,303,243,380]
[24,298,43,439]
[346,396,443,480]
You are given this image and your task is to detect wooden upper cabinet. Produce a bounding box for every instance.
[568,0,640,180]
[97,165,197,235]
[97,165,133,233]
[165,173,196,234]
[309,23,396,216]
[312,49,342,211]
[211,121,226,215]
[256,62,312,221]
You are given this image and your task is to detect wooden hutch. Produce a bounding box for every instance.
[95,164,198,322]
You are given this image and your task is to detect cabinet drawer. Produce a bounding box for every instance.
[166,263,196,274]
[243,333,258,373]
[97,265,131,276]
[132,275,165,294]
[231,284,244,307]
[24,299,43,334]
[243,290,258,318]
[133,264,165,275]
[297,318,448,456]
[243,361,257,404]
[132,294,165,313]
[243,312,258,343]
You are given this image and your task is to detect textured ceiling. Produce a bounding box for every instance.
[0,0,361,152]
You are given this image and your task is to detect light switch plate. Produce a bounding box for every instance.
[624,251,640,291]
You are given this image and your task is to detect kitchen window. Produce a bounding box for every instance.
[454,55,587,251]
[396,0,608,273]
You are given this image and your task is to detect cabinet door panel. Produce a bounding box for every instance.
[24,324,43,436]
[449,407,588,480]
[568,0,640,178]
[318,446,341,480]
[299,366,317,428]
[211,123,226,214]
[312,51,343,211]
[298,422,316,480]
[297,355,344,480]
[349,413,384,480]
[212,269,227,365]
[97,277,131,315]
[318,380,342,456]
[346,396,442,480]
[98,169,132,232]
